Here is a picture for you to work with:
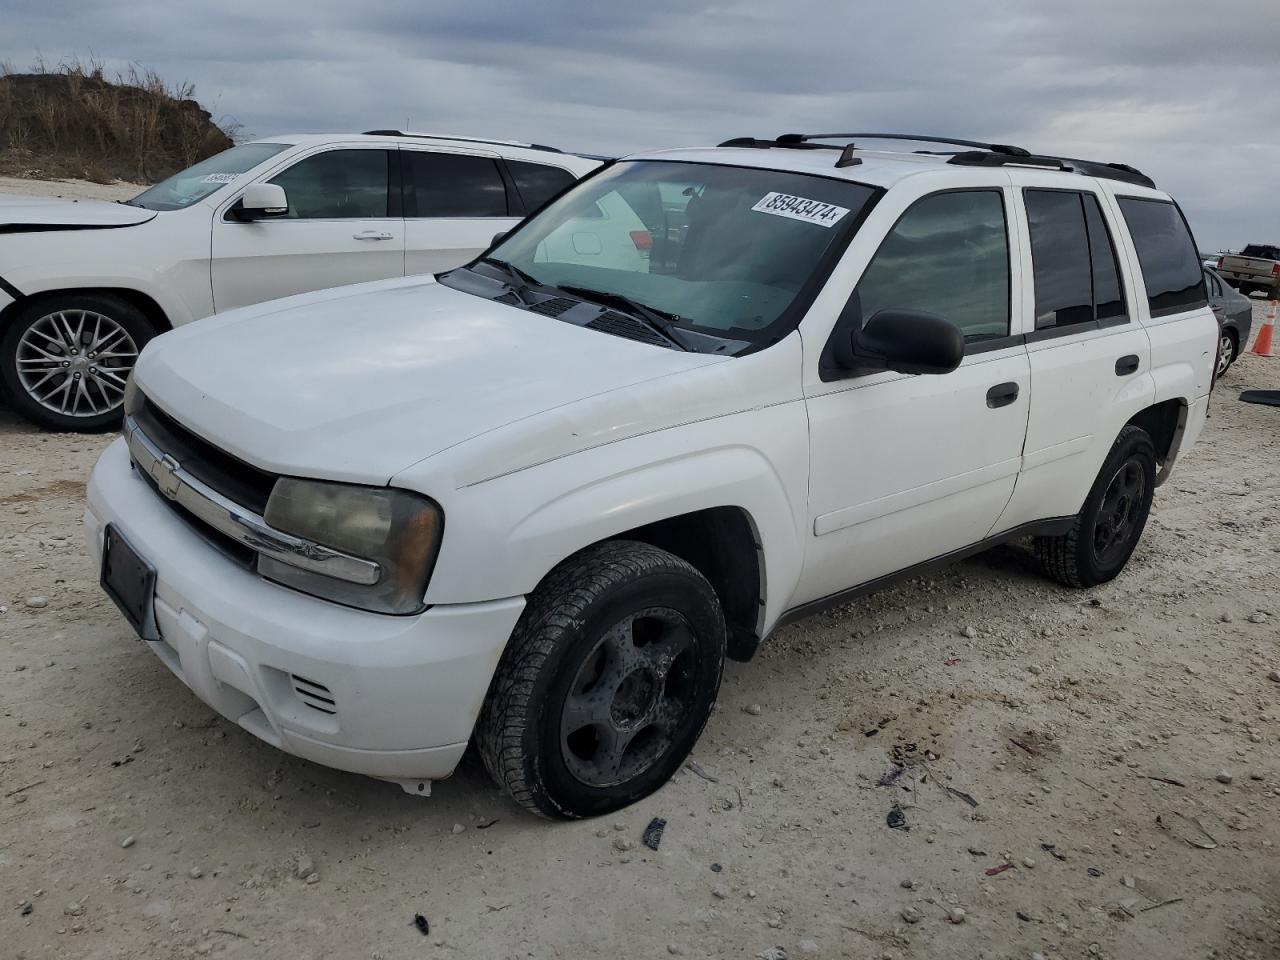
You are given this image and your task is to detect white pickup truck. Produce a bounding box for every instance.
[0,132,601,431]
[86,133,1216,818]
[1216,243,1280,298]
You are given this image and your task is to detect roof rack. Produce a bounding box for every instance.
[362,130,563,153]
[717,132,1155,188]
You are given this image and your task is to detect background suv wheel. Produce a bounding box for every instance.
[0,293,156,432]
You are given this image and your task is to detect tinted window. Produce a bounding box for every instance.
[855,191,1010,343]
[1082,195,1127,322]
[1204,268,1221,298]
[405,151,508,217]
[1025,190,1094,329]
[508,160,577,212]
[268,149,389,219]
[1117,198,1208,315]
[1241,244,1280,260]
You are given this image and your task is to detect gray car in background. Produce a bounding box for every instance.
[1205,266,1253,375]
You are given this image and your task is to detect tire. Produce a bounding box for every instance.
[0,293,156,432]
[1034,425,1156,589]
[476,540,726,820]
[1216,328,1238,378]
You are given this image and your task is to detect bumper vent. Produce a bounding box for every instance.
[290,674,337,715]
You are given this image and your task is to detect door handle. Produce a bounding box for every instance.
[1115,354,1140,376]
[986,382,1020,408]
[353,230,394,241]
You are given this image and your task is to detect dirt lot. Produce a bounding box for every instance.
[2,209,1279,957]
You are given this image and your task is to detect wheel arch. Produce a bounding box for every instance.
[1126,397,1187,485]
[0,286,174,337]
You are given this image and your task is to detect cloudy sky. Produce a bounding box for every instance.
[5,0,1277,248]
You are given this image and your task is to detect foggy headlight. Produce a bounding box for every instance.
[123,375,141,417]
[261,478,443,615]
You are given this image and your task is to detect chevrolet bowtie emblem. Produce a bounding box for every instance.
[153,454,182,500]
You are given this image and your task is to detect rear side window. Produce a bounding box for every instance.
[508,160,577,212]
[1117,198,1208,316]
[854,190,1010,344]
[1025,189,1127,330]
[404,151,509,217]
[268,149,390,219]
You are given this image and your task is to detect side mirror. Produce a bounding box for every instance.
[848,309,965,376]
[233,183,289,221]
[490,230,509,248]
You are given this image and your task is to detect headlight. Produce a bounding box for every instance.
[123,375,141,418]
[261,478,443,615]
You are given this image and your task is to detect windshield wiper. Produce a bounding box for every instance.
[480,257,541,304]
[556,285,690,351]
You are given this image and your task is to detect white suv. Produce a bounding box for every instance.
[0,131,602,431]
[85,133,1216,818]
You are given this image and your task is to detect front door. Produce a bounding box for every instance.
[211,146,405,312]
[796,186,1031,606]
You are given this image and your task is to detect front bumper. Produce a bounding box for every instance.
[86,437,524,788]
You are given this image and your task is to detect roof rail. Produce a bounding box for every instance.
[947,150,1156,188]
[717,132,1155,187]
[361,130,563,153]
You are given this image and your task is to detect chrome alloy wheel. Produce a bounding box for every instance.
[16,309,138,418]
[1216,332,1234,377]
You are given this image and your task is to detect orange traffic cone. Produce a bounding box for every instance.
[1253,301,1276,357]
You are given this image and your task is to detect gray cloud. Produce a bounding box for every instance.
[4,0,1278,248]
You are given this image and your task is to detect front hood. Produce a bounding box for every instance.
[136,277,725,484]
[0,194,156,230]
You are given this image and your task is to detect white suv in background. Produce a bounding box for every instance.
[86,133,1216,818]
[0,131,602,431]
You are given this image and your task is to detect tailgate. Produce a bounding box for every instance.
[1221,256,1274,276]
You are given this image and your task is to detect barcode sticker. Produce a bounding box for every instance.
[751,192,850,228]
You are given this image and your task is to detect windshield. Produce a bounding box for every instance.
[483,160,878,345]
[127,142,290,211]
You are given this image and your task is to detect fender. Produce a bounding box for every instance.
[412,405,810,632]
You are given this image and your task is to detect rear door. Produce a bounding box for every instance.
[992,180,1154,533]
[401,148,521,275]
[211,145,404,311]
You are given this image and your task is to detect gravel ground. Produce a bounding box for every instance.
[1,183,1278,959]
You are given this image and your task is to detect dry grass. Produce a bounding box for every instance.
[0,56,236,183]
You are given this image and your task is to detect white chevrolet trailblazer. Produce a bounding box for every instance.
[86,133,1217,818]
[0,131,602,431]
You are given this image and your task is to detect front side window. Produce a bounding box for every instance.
[404,151,508,217]
[1117,197,1208,316]
[128,142,290,211]
[481,160,878,345]
[268,149,390,219]
[508,160,577,212]
[854,190,1010,344]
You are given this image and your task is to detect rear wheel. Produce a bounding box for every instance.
[0,294,155,432]
[1217,329,1238,377]
[476,540,725,819]
[1035,425,1156,588]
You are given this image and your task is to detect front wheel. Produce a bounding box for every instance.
[476,540,726,819]
[0,293,155,432]
[1035,425,1156,588]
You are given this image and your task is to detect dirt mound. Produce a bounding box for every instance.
[0,63,234,184]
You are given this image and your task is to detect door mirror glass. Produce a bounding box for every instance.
[237,183,288,219]
[848,309,965,375]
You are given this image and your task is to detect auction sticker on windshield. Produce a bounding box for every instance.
[751,192,850,228]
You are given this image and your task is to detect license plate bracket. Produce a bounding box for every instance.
[101,524,159,641]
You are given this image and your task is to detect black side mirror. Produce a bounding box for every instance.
[848,309,965,376]
[490,231,509,248]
